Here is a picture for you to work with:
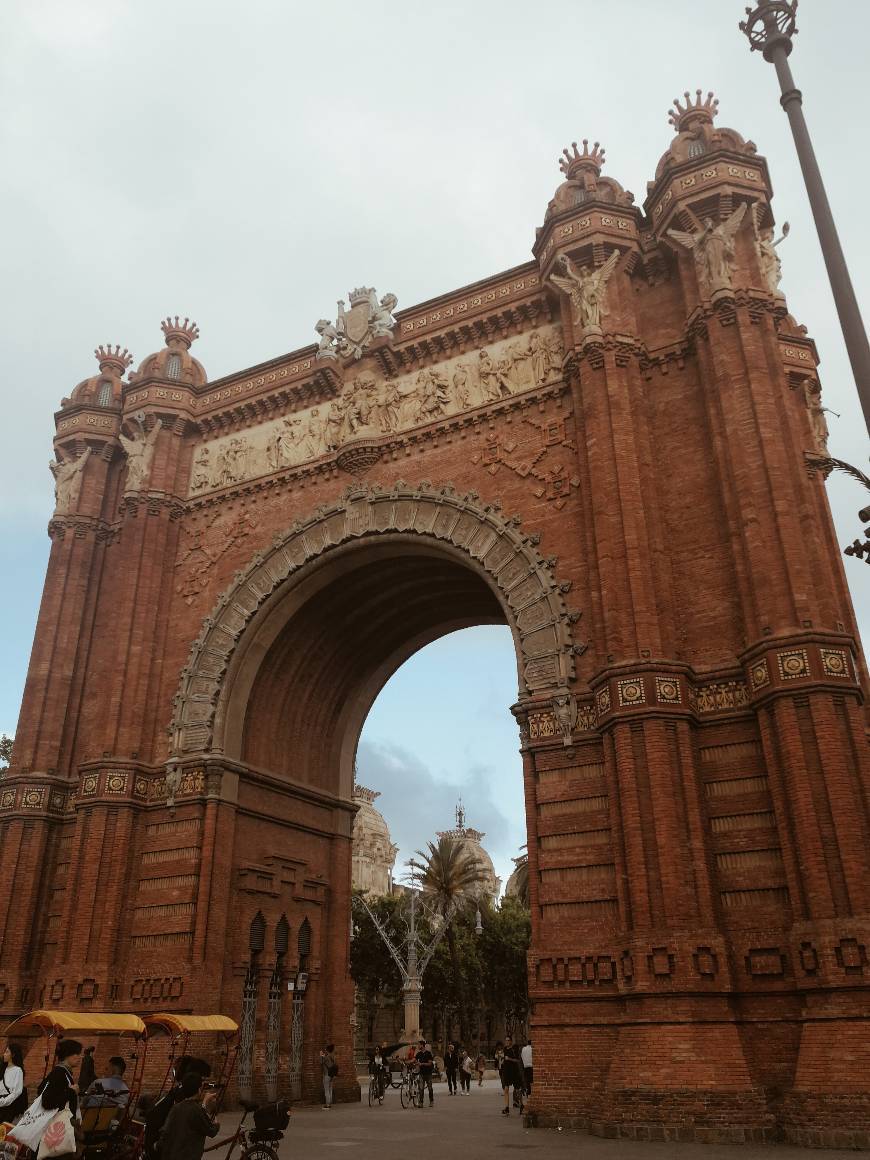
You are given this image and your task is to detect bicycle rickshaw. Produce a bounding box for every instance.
[142,1014,288,1160]
[0,1010,147,1160]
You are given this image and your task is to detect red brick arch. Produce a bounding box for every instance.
[169,480,583,764]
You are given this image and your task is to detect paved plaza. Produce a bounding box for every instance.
[243,1080,859,1160]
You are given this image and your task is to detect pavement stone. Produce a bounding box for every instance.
[213,1081,861,1160]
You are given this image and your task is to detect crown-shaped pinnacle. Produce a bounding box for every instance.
[668,89,719,132]
[161,316,200,348]
[559,139,605,179]
[94,344,134,373]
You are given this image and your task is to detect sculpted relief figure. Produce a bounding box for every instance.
[190,446,211,491]
[213,436,250,488]
[375,379,401,433]
[415,369,451,422]
[119,414,162,493]
[50,446,92,514]
[803,379,833,456]
[315,318,340,359]
[192,325,564,495]
[752,207,789,298]
[369,291,398,338]
[667,203,747,296]
[478,349,501,402]
[315,286,399,361]
[550,249,620,331]
[552,689,578,747]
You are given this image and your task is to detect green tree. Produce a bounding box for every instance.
[0,734,13,772]
[349,892,404,1043]
[479,894,531,1037]
[415,836,486,1044]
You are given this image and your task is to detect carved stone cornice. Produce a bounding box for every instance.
[740,631,863,705]
[0,772,75,818]
[47,514,118,543]
[119,491,186,520]
[644,149,773,235]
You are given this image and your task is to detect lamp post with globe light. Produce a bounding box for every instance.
[739,0,870,436]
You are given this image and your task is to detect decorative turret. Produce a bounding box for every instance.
[161,316,201,350]
[95,344,134,377]
[129,316,207,386]
[668,89,719,134]
[544,136,633,222]
[652,87,758,181]
[559,139,605,180]
[64,344,133,408]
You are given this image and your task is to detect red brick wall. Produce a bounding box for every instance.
[3,119,868,1141]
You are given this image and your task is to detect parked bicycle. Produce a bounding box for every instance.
[202,1099,289,1160]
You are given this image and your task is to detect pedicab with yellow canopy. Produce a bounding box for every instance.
[0,1010,147,1160]
[142,1015,288,1160]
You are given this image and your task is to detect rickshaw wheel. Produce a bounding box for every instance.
[242,1145,280,1160]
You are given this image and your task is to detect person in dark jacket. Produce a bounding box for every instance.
[159,1073,218,1160]
[40,1039,82,1118]
[78,1048,96,1098]
[37,1039,82,1160]
[143,1057,211,1158]
[443,1043,459,1096]
[499,1035,522,1116]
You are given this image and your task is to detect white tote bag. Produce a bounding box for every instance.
[37,1108,76,1158]
[7,1096,55,1150]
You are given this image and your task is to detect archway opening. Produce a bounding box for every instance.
[356,624,524,891]
[236,540,519,801]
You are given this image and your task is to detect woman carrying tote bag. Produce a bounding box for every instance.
[11,1039,81,1159]
[0,1044,26,1120]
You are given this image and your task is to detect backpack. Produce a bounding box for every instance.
[327,1063,339,1078]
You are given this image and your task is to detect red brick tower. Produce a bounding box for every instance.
[2,94,868,1143]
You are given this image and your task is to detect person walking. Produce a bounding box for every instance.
[521,1040,533,1099]
[0,1044,25,1119]
[475,1051,486,1086]
[319,1044,337,1109]
[499,1036,522,1116]
[443,1043,459,1096]
[459,1048,473,1095]
[414,1040,435,1107]
[160,1072,219,1160]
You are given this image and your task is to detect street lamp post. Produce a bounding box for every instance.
[352,865,467,1042]
[740,0,870,436]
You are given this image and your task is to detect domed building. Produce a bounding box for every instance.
[437,801,501,900]
[504,852,529,905]
[352,785,398,896]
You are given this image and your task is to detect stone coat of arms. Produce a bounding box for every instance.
[315,286,398,361]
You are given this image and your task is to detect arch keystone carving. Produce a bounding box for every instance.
[169,482,583,756]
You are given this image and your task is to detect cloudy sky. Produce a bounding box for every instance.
[1,2,868,889]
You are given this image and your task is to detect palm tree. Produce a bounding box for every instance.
[511,857,530,909]
[414,835,486,1045]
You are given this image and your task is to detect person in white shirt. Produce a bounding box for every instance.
[82,1057,130,1109]
[521,1041,533,1097]
[0,1044,25,1118]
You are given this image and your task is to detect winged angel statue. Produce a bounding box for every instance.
[667,203,747,296]
[549,250,620,331]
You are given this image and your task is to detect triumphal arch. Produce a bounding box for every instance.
[4,92,869,1144]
